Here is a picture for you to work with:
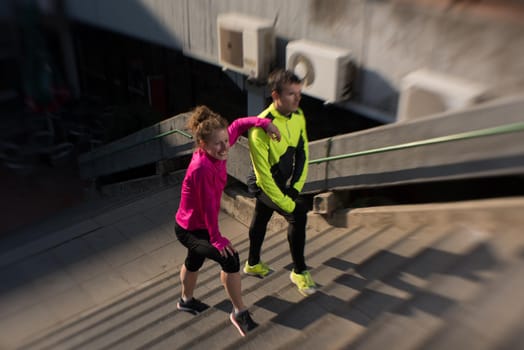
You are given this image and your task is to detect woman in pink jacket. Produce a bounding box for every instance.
[174,105,280,336]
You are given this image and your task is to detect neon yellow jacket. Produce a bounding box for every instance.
[247,103,309,213]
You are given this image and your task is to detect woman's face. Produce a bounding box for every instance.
[201,128,229,160]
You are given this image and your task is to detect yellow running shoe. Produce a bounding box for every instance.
[243,261,271,278]
[290,269,317,296]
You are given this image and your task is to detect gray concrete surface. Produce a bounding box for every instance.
[1,178,523,349]
[0,178,308,349]
[66,0,524,118]
[0,186,181,349]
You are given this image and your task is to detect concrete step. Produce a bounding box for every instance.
[15,215,279,349]
[227,222,465,349]
[14,194,524,350]
[418,260,524,350]
[238,197,524,350]
[344,218,524,350]
[114,226,353,350]
[174,226,356,350]
[16,206,344,350]
[285,227,487,350]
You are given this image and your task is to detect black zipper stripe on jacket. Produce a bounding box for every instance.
[270,146,296,189]
[289,130,306,187]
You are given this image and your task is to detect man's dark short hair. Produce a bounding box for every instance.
[268,69,302,94]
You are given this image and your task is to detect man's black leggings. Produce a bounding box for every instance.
[247,191,308,273]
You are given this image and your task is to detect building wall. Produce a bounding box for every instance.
[64,0,524,122]
[0,2,11,19]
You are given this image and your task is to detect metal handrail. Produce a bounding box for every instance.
[154,128,193,140]
[309,122,524,165]
[87,128,193,160]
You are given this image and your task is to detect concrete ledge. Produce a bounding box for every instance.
[342,196,524,231]
[227,95,524,193]
[221,185,334,234]
[97,170,186,198]
[222,188,524,235]
[313,191,340,215]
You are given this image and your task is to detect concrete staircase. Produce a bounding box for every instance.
[14,191,524,350]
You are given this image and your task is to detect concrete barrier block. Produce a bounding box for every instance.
[313,191,339,215]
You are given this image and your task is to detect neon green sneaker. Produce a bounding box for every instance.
[243,261,271,278]
[290,270,317,296]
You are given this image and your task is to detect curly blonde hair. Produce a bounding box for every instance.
[187,105,228,146]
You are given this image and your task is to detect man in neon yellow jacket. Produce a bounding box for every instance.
[245,69,317,296]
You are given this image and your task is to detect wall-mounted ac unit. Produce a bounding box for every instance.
[217,13,275,80]
[397,69,489,122]
[286,39,353,104]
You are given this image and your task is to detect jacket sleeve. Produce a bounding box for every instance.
[228,117,271,146]
[194,166,230,250]
[248,127,296,213]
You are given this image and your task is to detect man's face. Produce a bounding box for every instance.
[273,83,302,115]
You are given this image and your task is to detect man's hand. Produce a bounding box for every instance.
[265,122,281,142]
[285,187,299,200]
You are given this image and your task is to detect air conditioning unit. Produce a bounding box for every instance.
[397,69,489,122]
[217,13,275,80]
[286,39,353,104]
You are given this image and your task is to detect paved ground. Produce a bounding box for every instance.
[0,164,86,235]
[0,178,189,349]
[0,130,186,348]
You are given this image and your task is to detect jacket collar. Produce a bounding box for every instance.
[269,103,300,119]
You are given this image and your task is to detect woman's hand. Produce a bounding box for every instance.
[219,242,237,258]
[265,122,281,142]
